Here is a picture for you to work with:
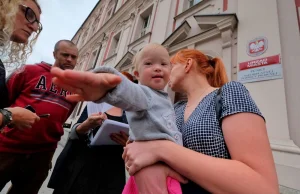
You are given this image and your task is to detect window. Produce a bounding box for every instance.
[141,14,151,37]
[189,0,201,8]
[92,18,99,35]
[97,7,103,16]
[95,7,103,30]
[82,31,88,45]
[137,5,153,38]
[77,30,87,48]
[104,9,112,23]
[109,32,121,57]
[113,37,119,54]
[86,50,98,70]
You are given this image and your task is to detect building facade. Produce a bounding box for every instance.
[65,0,300,192]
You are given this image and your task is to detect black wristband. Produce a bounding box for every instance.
[0,109,13,129]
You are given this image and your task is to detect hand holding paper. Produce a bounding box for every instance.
[90,119,129,146]
[76,112,107,134]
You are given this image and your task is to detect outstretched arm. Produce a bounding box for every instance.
[51,67,150,111]
[51,67,122,102]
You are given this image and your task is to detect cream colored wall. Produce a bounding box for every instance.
[237,0,289,140]
[231,30,238,81]
[151,0,172,44]
[195,38,223,58]
[164,0,177,39]
[248,81,290,139]
[185,16,202,37]
[225,0,238,13]
[278,0,300,147]
[237,0,300,191]
[275,0,300,190]
[195,36,236,80]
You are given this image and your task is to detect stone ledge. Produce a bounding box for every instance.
[271,139,300,155]
[280,185,300,194]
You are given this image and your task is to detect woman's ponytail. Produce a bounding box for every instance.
[207,57,228,88]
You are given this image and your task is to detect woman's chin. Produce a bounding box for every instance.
[10,34,28,44]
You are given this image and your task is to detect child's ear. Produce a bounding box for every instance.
[134,70,140,79]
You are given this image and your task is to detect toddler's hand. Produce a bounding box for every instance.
[51,67,122,102]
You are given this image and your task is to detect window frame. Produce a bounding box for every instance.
[188,0,202,8]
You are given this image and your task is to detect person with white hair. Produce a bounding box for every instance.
[0,0,42,132]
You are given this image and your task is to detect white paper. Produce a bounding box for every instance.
[90,119,129,146]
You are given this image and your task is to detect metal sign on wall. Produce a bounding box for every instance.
[238,54,283,83]
[246,36,268,57]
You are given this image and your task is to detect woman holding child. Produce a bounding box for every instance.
[51,47,279,194]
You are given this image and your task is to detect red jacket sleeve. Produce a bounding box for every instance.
[6,67,26,105]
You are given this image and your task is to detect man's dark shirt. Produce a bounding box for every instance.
[0,59,9,108]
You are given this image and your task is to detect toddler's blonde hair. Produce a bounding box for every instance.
[132,43,168,72]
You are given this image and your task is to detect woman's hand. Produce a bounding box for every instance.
[7,107,40,129]
[76,112,107,134]
[134,163,187,194]
[110,131,128,146]
[51,67,122,102]
[86,112,107,128]
[123,140,169,175]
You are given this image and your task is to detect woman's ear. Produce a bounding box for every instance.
[185,58,193,73]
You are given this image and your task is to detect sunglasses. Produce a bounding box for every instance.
[19,4,43,33]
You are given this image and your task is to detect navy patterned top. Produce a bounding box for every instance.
[174,81,264,193]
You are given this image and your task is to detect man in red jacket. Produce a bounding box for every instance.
[0,40,78,194]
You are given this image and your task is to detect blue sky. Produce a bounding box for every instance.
[26,0,98,64]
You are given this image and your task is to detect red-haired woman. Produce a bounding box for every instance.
[123,49,279,194]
